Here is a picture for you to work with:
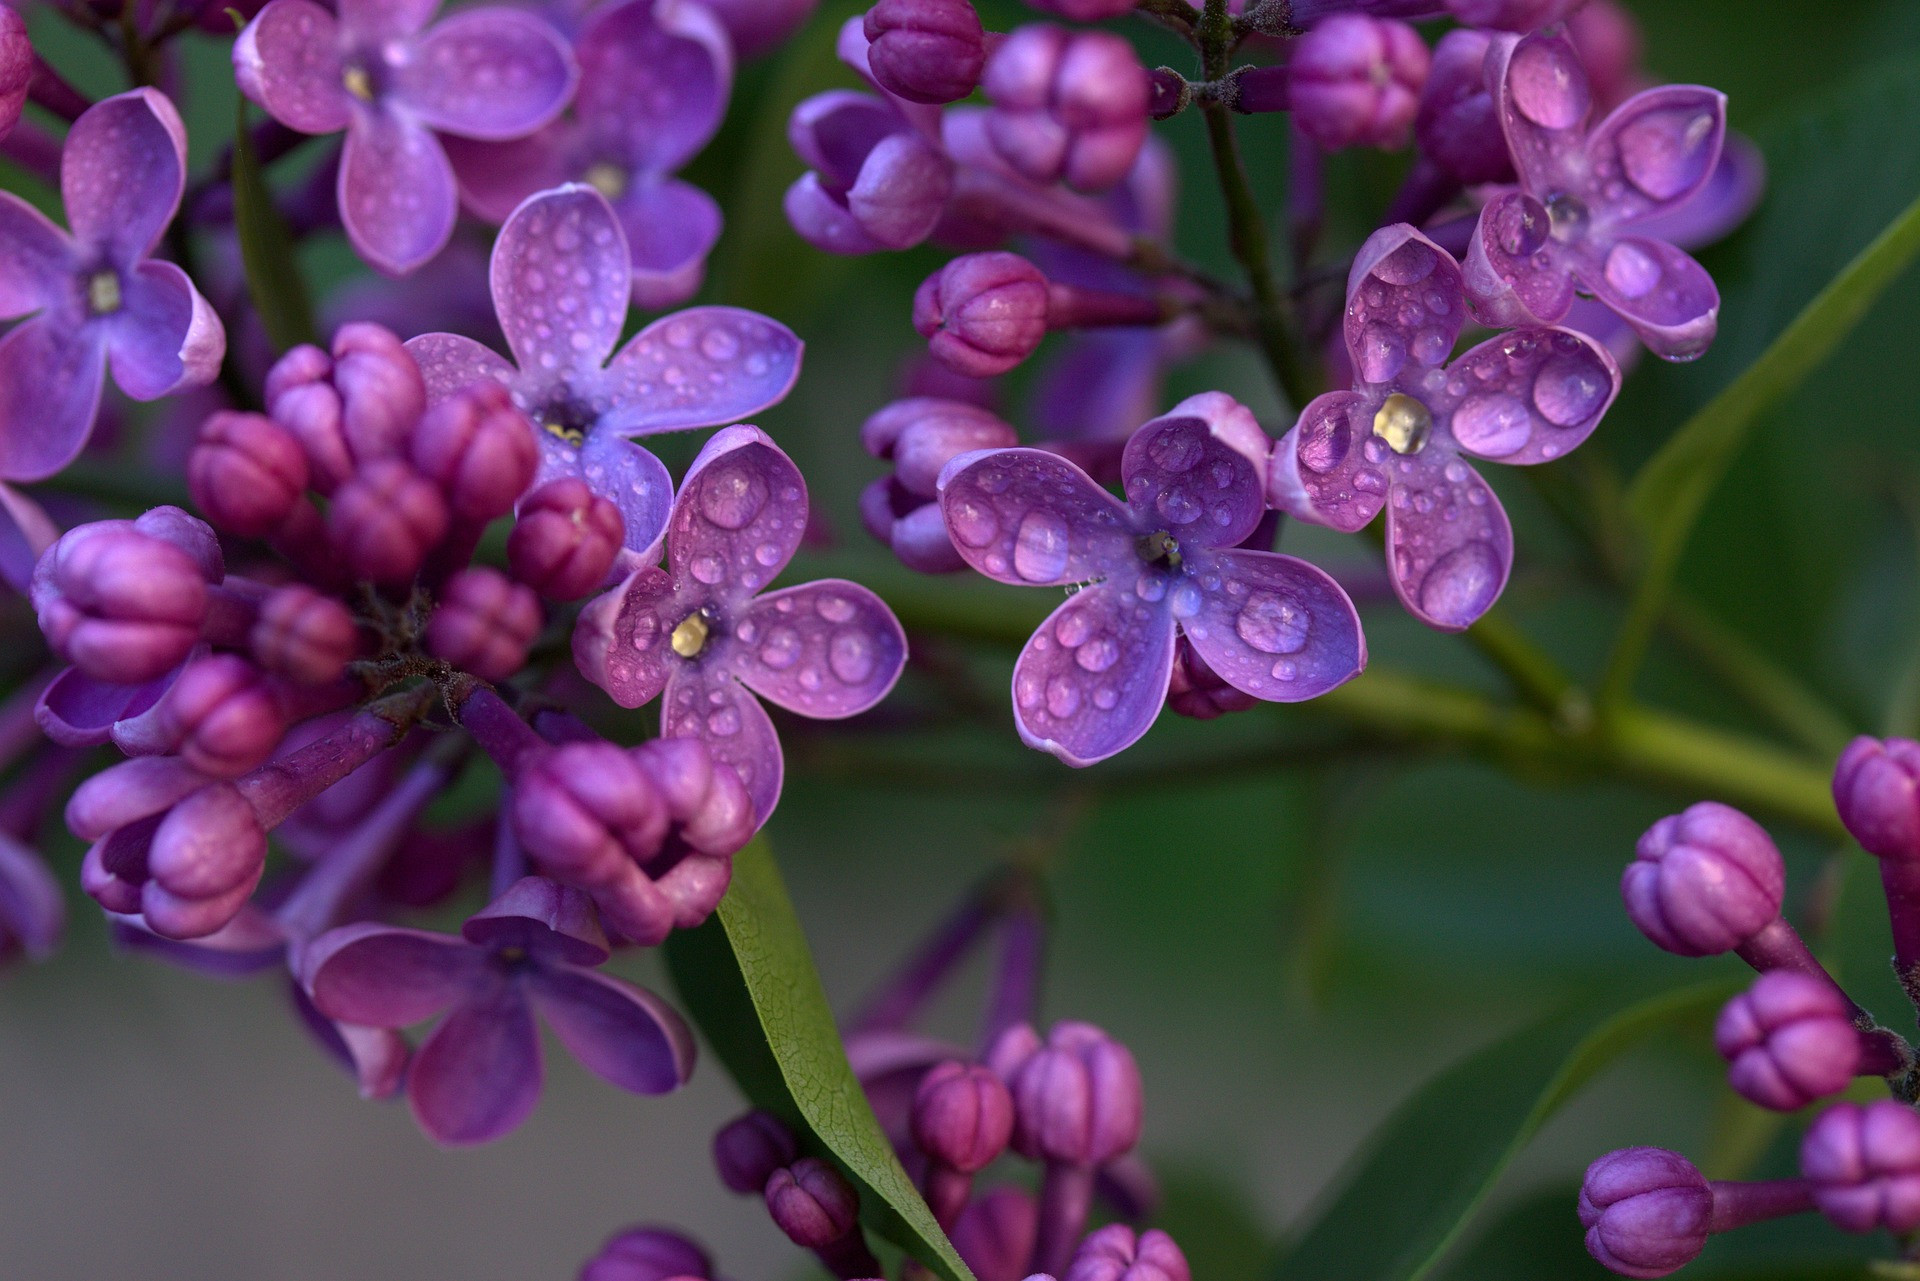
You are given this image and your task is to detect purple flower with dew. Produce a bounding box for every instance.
[0,90,225,480]
[409,184,802,568]
[575,425,909,822]
[580,1226,716,1281]
[446,0,732,308]
[233,0,578,275]
[1463,31,1728,361]
[302,876,695,1145]
[939,394,1364,765]
[1269,224,1621,631]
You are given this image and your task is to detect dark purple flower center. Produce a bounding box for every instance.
[536,397,597,447]
[1136,529,1182,570]
[491,943,536,976]
[1546,191,1589,241]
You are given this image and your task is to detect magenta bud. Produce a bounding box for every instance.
[1065,1225,1190,1281]
[713,1109,800,1195]
[785,94,954,254]
[989,1019,1143,1166]
[950,1186,1037,1281]
[34,523,210,684]
[1801,1101,1920,1234]
[914,253,1049,379]
[144,784,268,935]
[424,568,542,682]
[983,26,1149,193]
[1833,736,1920,862]
[327,459,451,586]
[1622,802,1784,958]
[512,742,668,886]
[580,1227,715,1281]
[187,411,311,538]
[862,398,1018,498]
[252,584,359,684]
[158,655,288,779]
[1416,29,1513,185]
[764,1157,861,1248]
[330,322,426,464]
[913,1060,1014,1173]
[1167,637,1258,720]
[1566,0,1642,113]
[508,479,626,601]
[411,381,539,523]
[1289,15,1428,152]
[265,344,354,492]
[631,737,755,858]
[864,0,986,105]
[1578,1147,1711,1279]
[1714,971,1862,1113]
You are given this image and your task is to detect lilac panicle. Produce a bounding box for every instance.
[1801,1101,1920,1235]
[941,394,1364,765]
[982,26,1149,195]
[234,0,578,275]
[574,426,909,822]
[1463,31,1728,361]
[1268,224,1620,631]
[408,184,802,567]
[0,90,224,480]
[1287,15,1428,152]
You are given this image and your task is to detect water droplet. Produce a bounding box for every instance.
[1418,541,1503,626]
[816,594,855,623]
[754,542,783,567]
[1533,354,1608,426]
[690,554,725,584]
[829,630,874,683]
[1603,240,1661,300]
[1169,581,1201,619]
[949,501,998,549]
[1146,423,1204,473]
[1093,685,1118,710]
[1013,510,1070,582]
[1412,328,1451,367]
[1045,675,1081,719]
[1076,636,1118,672]
[700,466,768,530]
[1450,392,1532,458]
[700,327,740,362]
[1016,670,1043,708]
[1135,573,1167,603]
[1235,590,1309,654]
[1055,609,1091,648]
[1272,659,1297,681]
[759,626,801,670]
[1507,39,1589,128]
[1156,486,1201,526]
[707,706,740,736]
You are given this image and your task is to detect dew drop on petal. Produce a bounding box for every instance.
[1603,241,1661,300]
[815,594,855,623]
[690,554,725,585]
[1235,591,1309,654]
[949,500,998,549]
[1075,636,1119,673]
[1417,541,1503,626]
[700,467,768,530]
[1055,608,1091,648]
[759,626,801,670]
[1450,393,1532,458]
[1013,510,1070,582]
[829,630,874,684]
[1045,674,1081,719]
[707,706,741,736]
[1532,355,1608,426]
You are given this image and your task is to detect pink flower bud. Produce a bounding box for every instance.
[1290,15,1428,152]
[327,459,450,586]
[410,381,539,523]
[1714,971,1863,1113]
[765,1158,860,1248]
[1578,1147,1711,1278]
[507,479,626,601]
[989,1019,1142,1166]
[424,568,542,682]
[33,522,211,684]
[187,411,310,537]
[330,322,426,464]
[713,1110,800,1195]
[913,1060,1014,1173]
[983,26,1149,193]
[1622,802,1784,957]
[914,253,1049,378]
[157,654,288,778]
[864,0,986,105]
[1802,1101,1920,1235]
[252,584,359,684]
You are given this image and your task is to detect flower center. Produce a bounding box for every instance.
[343,65,376,101]
[1372,393,1431,455]
[1136,529,1182,570]
[1545,191,1589,241]
[584,162,629,200]
[86,270,121,316]
[538,398,596,448]
[671,611,711,658]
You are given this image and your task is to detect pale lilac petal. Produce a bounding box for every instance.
[1463,191,1577,327]
[63,89,187,264]
[528,966,696,1093]
[37,666,175,749]
[443,126,576,224]
[666,425,807,606]
[339,110,458,276]
[1490,32,1590,197]
[785,172,886,255]
[409,982,543,1145]
[106,260,225,400]
[1268,391,1388,534]
[0,192,74,318]
[1029,330,1164,445]
[614,178,721,309]
[1584,85,1726,226]
[337,0,439,40]
[396,8,578,141]
[579,430,673,564]
[303,922,486,1027]
[1176,548,1365,701]
[0,315,105,481]
[491,185,631,381]
[578,0,732,174]
[1384,451,1514,631]
[1631,133,1764,252]
[1436,327,1619,464]
[0,482,57,594]
[789,90,903,188]
[405,331,518,402]
[1342,224,1466,385]
[573,566,683,709]
[1011,577,1172,767]
[0,831,63,961]
[662,665,783,823]
[233,0,350,136]
[733,579,907,719]
[1119,394,1269,550]
[1577,236,1720,362]
[936,447,1133,587]
[601,307,803,436]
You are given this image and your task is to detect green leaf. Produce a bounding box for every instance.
[1269,981,1734,1281]
[231,100,317,353]
[664,838,976,1281]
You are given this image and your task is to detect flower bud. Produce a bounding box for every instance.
[580,1227,715,1281]
[631,737,756,859]
[713,1109,800,1195]
[951,1186,1037,1281]
[1714,971,1861,1113]
[1622,802,1784,958]
[1065,1225,1190,1281]
[0,10,27,141]
[33,522,211,684]
[252,584,360,684]
[330,322,426,464]
[327,459,451,586]
[786,95,953,254]
[1416,29,1513,185]
[983,26,1149,193]
[1833,736,1920,862]
[146,783,267,905]
[507,479,626,601]
[913,1060,1014,1173]
[425,568,542,682]
[1801,1101,1920,1234]
[864,398,1020,499]
[989,1019,1142,1166]
[512,742,669,886]
[1577,1147,1711,1278]
[411,381,539,523]
[863,0,986,105]
[914,253,1049,379]
[187,411,311,538]
[1289,15,1428,152]
[1167,638,1258,720]
[765,1157,861,1248]
[265,344,353,492]
[157,655,288,778]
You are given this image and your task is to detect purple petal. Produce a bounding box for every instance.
[1268,391,1388,534]
[1119,394,1269,550]
[614,178,721,310]
[0,192,74,318]
[408,982,543,1145]
[302,922,485,1026]
[1028,330,1165,445]
[1342,224,1466,385]
[339,110,457,276]
[1584,85,1727,226]
[1436,327,1619,464]
[106,260,225,400]
[38,665,178,750]
[406,330,518,402]
[936,447,1133,587]
[111,906,286,978]
[337,0,440,40]
[233,0,350,137]
[579,431,674,565]
[0,314,106,481]
[1577,236,1720,362]
[573,566,682,709]
[443,126,576,225]
[1175,548,1364,701]
[290,981,408,1100]
[785,172,886,255]
[63,89,187,265]
[395,8,577,141]
[463,875,610,967]
[1384,450,1513,631]
[0,482,57,594]
[732,579,907,719]
[1491,32,1591,197]
[492,185,631,384]
[0,831,63,961]
[1631,133,1764,252]
[666,425,807,605]
[789,90,904,189]
[64,754,208,840]
[578,0,732,174]
[1011,577,1173,767]
[601,307,803,436]
[662,665,783,823]
[528,965,695,1093]
[1462,191,1578,327]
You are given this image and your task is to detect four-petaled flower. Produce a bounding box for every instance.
[1271,224,1621,631]
[409,185,803,569]
[939,394,1366,765]
[234,0,579,275]
[575,425,908,822]
[1464,30,1728,361]
[0,90,225,481]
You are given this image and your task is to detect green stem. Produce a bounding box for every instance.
[1660,593,1856,758]
[1464,610,1591,730]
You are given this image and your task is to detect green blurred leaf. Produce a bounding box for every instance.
[1269,981,1733,1281]
[231,101,316,353]
[664,838,976,1281]
[1151,1164,1280,1279]
[1431,1185,1607,1281]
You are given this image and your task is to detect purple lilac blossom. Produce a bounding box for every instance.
[1578,1147,1711,1278]
[580,1226,716,1281]
[1268,223,1620,631]
[860,396,1020,573]
[233,0,578,275]
[0,90,225,480]
[408,184,802,567]
[574,426,909,822]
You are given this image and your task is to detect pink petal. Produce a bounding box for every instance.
[63,89,187,264]
[1342,223,1467,386]
[408,982,544,1145]
[614,178,721,309]
[601,307,802,436]
[528,965,695,1094]
[106,260,226,400]
[337,0,440,40]
[1436,326,1619,464]
[0,191,74,318]
[0,314,106,481]
[936,446,1134,587]
[1175,548,1365,702]
[578,0,732,174]
[405,330,518,402]
[1577,236,1720,362]
[784,171,885,255]
[1118,394,1269,550]
[1584,85,1727,226]
[662,665,783,823]
[302,922,485,1027]
[667,425,807,605]
[579,431,674,564]
[395,8,577,141]
[573,566,684,709]
[491,185,631,383]
[1383,451,1514,632]
[443,125,575,225]
[1490,32,1591,197]
[1011,577,1173,767]
[233,0,350,137]
[338,110,458,276]
[1462,191,1578,327]
[732,579,907,719]
[1269,390,1389,535]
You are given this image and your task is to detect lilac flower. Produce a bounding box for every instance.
[1462,31,1728,361]
[0,90,225,480]
[574,425,909,821]
[1578,1148,1711,1278]
[408,184,802,566]
[940,394,1364,765]
[1714,971,1897,1113]
[233,0,579,275]
[302,876,695,1145]
[1801,1102,1920,1235]
[981,25,1150,195]
[1269,224,1620,631]
[446,0,732,307]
